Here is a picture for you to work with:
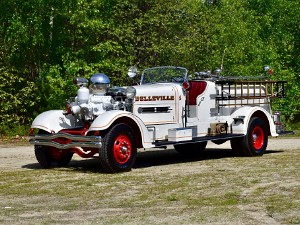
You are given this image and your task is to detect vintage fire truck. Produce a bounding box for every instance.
[29,66,289,173]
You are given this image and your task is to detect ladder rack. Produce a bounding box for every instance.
[215,80,286,107]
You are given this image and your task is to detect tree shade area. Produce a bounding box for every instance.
[0,0,299,134]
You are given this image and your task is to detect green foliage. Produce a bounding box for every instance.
[0,66,37,127]
[0,0,300,135]
[37,64,74,111]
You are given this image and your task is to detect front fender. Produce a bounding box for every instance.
[231,106,277,137]
[89,110,154,148]
[31,110,83,133]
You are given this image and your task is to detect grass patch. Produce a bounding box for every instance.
[0,146,299,224]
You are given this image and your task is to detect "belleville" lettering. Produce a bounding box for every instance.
[135,96,175,101]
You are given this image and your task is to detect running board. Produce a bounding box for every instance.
[154,134,245,147]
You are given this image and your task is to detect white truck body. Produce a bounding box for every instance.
[29,66,290,172]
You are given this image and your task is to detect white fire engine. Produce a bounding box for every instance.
[29,66,291,173]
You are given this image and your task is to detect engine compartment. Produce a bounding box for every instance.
[66,73,134,121]
[67,86,132,121]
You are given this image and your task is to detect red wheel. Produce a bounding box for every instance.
[113,134,132,164]
[99,124,137,173]
[231,117,268,157]
[48,147,73,166]
[251,126,265,150]
[49,147,64,161]
[245,117,268,156]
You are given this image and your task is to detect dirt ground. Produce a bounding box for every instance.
[0,137,299,224]
[0,138,299,171]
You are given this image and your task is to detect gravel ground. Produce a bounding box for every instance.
[0,137,299,225]
[0,137,299,171]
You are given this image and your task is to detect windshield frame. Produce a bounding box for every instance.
[140,66,188,84]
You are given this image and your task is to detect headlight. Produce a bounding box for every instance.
[126,86,136,99]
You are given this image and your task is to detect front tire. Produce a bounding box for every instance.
[35,145,51,168]
[99,124,137,173]
[34,145,73,168]
[230,117,268,156]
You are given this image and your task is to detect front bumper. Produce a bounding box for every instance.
[29,133,102,149]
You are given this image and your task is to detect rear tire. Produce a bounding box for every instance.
[230,117,268,156]
[174,142,207,155]
[99,124,137,173]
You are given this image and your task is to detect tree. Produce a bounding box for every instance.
[0,0,299,134]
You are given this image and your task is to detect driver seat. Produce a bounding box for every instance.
[188,81,207,105]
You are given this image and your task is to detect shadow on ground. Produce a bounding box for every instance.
[22,148,283,173]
